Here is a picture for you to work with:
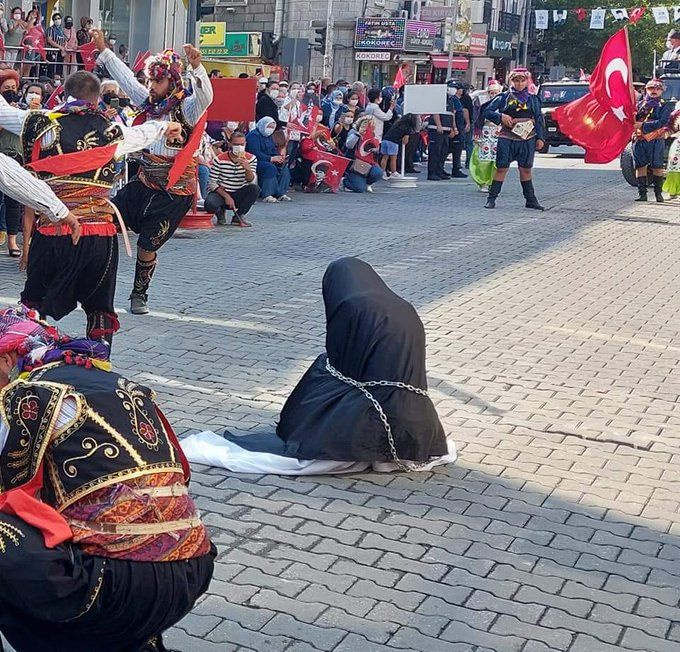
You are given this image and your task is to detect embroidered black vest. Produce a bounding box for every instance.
[0,364,183,511]
[21,109,124,189]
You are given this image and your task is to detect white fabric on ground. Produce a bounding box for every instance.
[181,430,457,475]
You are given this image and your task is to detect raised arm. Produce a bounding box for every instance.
[179,44,214,126]
[96,44,149,107]
[0,93,30,136]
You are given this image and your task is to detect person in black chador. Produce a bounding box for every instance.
[632,78,674,203]
[484,68,546,210]
[182,257,456,475]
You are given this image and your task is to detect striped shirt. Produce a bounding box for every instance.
[208,153,257,193]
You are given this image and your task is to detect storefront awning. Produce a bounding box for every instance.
[430,56,469,70]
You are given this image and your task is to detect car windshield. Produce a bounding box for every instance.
[539,85,589,105]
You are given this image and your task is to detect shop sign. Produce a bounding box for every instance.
[355,51,392,61]
[469,32,488,56]
[420,6,455,21]
[200,32,262,58]
[442,0,472,54]
[404,20,439,52]
[355,18,406,50]
[199,22,227,47]
[487,31,513,58]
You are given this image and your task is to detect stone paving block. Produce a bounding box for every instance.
[281,563,356,593]
[315,607,398,643]
[515,585,591,618]
[333,633,394,651]
[174,613,222,638]
[377,551,449,582]
[249,590,326,623]
[311,539,383,565]
[267,545,337,571]
[207,620,291,650]
[590,603,670,638]
[232,568,307,598]
[620,627,680,652]
[365,602,448,637]
[575,553,650,583]
[466,589,546,624]
[491,614,573,651]
[195,595,276,630]
[539,607,622,644]
[394,625,497,652]
[568,634,627,652]
[297,521,362,546]
[164,627,239,652]
[261,614,345,651]
[439,620,525,651]
[329,559,400,588]
[297,584,376,617]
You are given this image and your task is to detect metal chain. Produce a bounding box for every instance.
[324,357,430,472]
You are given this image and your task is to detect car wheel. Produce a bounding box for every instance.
[620,144,638,187]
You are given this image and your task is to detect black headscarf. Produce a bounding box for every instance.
[275,257,447,462]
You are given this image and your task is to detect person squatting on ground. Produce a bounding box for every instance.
[484,68,546,211]
[92,30,214,316]
[0,307,214,652]
[0,70,180,346]
[633,78,674,203]
[205,131,259,227]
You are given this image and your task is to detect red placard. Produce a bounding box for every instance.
[207,78,257,122]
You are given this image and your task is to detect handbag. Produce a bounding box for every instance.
[350,159,371,176]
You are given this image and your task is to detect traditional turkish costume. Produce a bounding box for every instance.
[182,258,457,475]
[97,48,214,313]
[0,95,170,345]
[0,307,214,652]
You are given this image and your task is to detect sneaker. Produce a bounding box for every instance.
[366,185,374,193]
[279,194,292,202]
[479,185,489,193]
[344,186,353,192]
[451,170,467,178]
[262,196,278,203]
[130,294,149,315]
[390,172,403,179]
[382,172,389,180]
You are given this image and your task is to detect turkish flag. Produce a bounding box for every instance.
[553,28,635,164]
[305,148,350,193]
[78,40,98,72]
[355,123,380,164]
[45,84,63,110]
[287,103,322,135]
[132,50,151,73]
[629,7,646,24]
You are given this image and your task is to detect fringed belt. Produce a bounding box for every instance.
[137,152,197,196]
[68,515,201,536]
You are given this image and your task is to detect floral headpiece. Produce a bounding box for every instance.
[646,78,664,90]
[144,49,185,88]
[508,68,530,81]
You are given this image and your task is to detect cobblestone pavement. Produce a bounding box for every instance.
[1,152,680,651]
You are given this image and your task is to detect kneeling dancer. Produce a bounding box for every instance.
[92,31,214,315]
[484,68,546,210]
[182,257,456,474]
[0,307,214,652]
[633,78,674,203]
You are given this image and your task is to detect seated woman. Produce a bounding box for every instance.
[299,123,341,193]
[182,257,456,475]
[245,117,292,203]
[342,115,383,193]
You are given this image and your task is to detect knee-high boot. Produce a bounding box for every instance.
[485,180,503,209]
[635,176,648,202]
[521,179,545,211]
[130,254,157,315]
[653,176,665,203]
[86,311,120,349]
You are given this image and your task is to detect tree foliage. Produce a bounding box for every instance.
[534,1,672,78]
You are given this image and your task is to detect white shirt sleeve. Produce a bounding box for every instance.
[115,120,169,157]
[0,93,29,135]
[181,64,214,126]
[0,153,69,222]
[97,48,149,107]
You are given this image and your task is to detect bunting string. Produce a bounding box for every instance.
[534,5,680,29]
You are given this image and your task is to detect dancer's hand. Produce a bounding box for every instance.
[89,28,107,53]
[535,139,545,152]
[165,122,183,142]
[184,44,201,69]
[501,114,514,129]
[63,212,81,245]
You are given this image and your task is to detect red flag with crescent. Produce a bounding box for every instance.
[78,40,98,72]
[287,103,322,135]
[133,50,151,73]
[553,28,635,164]
[355,123,380,164]
[45,84,64,110]
[305,148,350,193]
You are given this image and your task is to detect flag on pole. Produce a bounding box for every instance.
[393,64,407,89]
[45,84,63,109]
[355,123,380,164]
[553,28,635,164]
[78,40,98,72]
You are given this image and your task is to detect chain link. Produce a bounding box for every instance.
[324,357,430,472]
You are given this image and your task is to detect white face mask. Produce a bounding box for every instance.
[226,121,239,130]
[13,12,20,19]
[232,144,245,154]
[54,19,62,25]
[110,39,116,45]
[333,99,342,106]
[264,127,275,136]
[26,92,40,104]
[447,89,456,96]
[349,98,359,106]
[268,90,279,99]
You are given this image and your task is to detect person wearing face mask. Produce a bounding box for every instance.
[99,79,128,126]
[20,9,46,80]
[632,79,674,203]
[322,89,348,129]
[342,115,383,193]
[5,6,26,67]
[331,107,355,152]
[281,84,304,171]
[246,117,291,202]
[484,68,546,210]
[364,88,393,140]
[61,15,78,75]
[217,121,240,151]
[303,82,321,108]
[46,13,66,78]
[256,80,285,128]
[20,82,43,109]
[345,91,362,120]
[469,79,503,193]
[205,131,259,226]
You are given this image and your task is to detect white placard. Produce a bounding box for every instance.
[590,8,606,29]
[403,84,447,115]
[535,10,549,30]
[652,6,670,24]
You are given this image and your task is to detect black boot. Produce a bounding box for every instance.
[521,179,545,211]
[653,176,665,203]
[86,311,120,350]
[485,180,503,209]
[635,177,648,202]
[130,254,158,315]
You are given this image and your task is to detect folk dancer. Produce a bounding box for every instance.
[0,71,182,346]
[92,31,214,315]
[484,68,546,211]
[0,306,215,652]
[633,79,674,203]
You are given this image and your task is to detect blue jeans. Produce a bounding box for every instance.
[198,164,210,199]
[464,130,474,168]
[343,165,383,193]
[257,161,291,198]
